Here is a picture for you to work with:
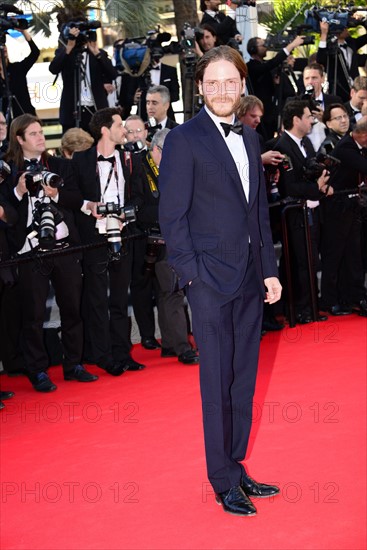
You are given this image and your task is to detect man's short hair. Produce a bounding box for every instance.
[303,62,324,76]
[146,85,171,104]
[125,114,145,126]
[195,45,248,84]
[199,23,217,37]
[61,127,94,156]
[247,37,259,57]
[352,75,367,92]
[282,100,310,130]
[322,103,348,124]
[352,116,367,134]
[89,107,122,141]
[151,128,170,151]
[236,95,264,118]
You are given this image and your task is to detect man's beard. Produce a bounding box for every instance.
[204,93,242,118]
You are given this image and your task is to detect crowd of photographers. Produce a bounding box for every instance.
[0,0,367,407]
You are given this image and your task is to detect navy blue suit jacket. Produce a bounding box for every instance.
[159,108,278,295]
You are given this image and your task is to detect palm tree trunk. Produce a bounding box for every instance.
[172,0,199,34]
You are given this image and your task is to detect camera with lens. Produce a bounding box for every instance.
[305,6,364,34]
[180,22,201,67]
[96,203,137,259]
[304,153,340,181]
[123,141,145,153]
[62,19,101,46]
[24,159,64,197]
[301,85,322,113]
[0,4,29,43]
[96,203,136,222]
[31,200,65,250]
[264,26,315,51]
[114,28,172,74]
[0,159,11,183]
[144,227,165,274]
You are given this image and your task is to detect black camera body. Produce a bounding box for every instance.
[301,85,322,113]
[0,4,28,43]
[96,203,136,223]
[264,26,315,51]
[62,20,101,46]
[304,153,340,181]
[144,227,165,274]
[32,200,65,250]
[24,159,64,197]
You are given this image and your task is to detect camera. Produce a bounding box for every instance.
[96,203,136,222]
[24,159,64,197]
[62,19,101,46]
[301,85,322,113]
[305,6,364,33]
[114,28,172,74]
[96,203,137,259]
[0,159,11,183]
[264,26,315,51]
[0,4,28,43]
[303,153,340,181]
[144,227,165,274]
[31,200,66,250]
[123,141,145,153]
[180,22,201,67]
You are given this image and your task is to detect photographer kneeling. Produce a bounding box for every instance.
[138,129,199,364]
[2,114,97,392]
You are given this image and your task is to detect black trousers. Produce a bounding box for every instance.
[321,199,365,306]
[0,278,23,373]
[18,254,83,374]
[82,245,132,368]
[185,252,263,494]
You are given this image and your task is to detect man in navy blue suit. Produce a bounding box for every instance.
[159,46,282,516]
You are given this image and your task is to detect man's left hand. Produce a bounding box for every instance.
[87,41,100,56]
[42,184,58,199]
[264,277,282,304]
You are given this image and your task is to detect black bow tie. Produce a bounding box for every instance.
[300,138,306,148]
[97,155,115,164]
[151,66,160,70]
[353,109,361,115]
[220,121,243,137]
[340,43,348,49]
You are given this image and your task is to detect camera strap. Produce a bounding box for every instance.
[98,158,119,203]
[142,153,159,199]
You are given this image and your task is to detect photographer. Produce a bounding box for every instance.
[73,107,146,374]
[2,114,97,392]
[320,116,367,317]
[200,0,242,46]
[145,85,179,140]
[247,35,305,140]
[318,103,349,155]
[317,20,367,102]
[49,22,117,133]
[274,100,332,324]
[137,128,199,364]
[0,29,40,119]
[344,75,367,129]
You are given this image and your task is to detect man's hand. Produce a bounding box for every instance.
[312,107,324,123]
[66,27,80,53]
[317,169,330,191]
[20,29,32,42]
[133,88,142,105]
[104,83,116,94]
[41,183,58,200]
[15,173,28,199]
[288,35,305,52]
[86,201,103,218]
[261,150,285,166]
[264,277,282,304]
[0,205,6,222]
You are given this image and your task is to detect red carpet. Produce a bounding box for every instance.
[1,316,366,550]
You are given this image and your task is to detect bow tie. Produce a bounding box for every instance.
[151,66,160,70]
[97,155,115,164]
[339,43,348,49]
[353,109,361,115]
[300,138,306,148]
[220,121,243,137]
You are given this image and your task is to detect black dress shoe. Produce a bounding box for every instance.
[215,486,257,516]
[352,299,367,317]
[64,365,99,382]
[0,401,4,410]
[328,304,352,316]
[141,337,161,350]
[178,349,199,365]
[241,474,280,498]
[104,362,129,376]
[29,372,57,393]
[0,391,15,400]
[296,313,313,324]
[262,318,284,331]
[161,348,177,358]
[125,358,146,371]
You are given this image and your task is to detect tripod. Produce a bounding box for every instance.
[0,33,14,125]
[324,37,353,98]
[73,44,96,129]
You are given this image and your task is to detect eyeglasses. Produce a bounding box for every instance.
[127,128,144,134]
[330,115,349,121]
[0,121,7,126]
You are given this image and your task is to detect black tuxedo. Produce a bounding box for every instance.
[159,108,277,493]
[274,132,323,315]
[317,36,367,102]
[3,156,84,375]
[73,147,143,368]
[247,50,288,140]
[49,47,117,130]
[344,100,362,131]
[201,11,239,45]
[0,39,39,118]
[118,63,180,121]
[320,134,366,306]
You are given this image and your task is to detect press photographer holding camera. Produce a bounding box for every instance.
[73,107,146,375]
[49,18,117,133]
[2,114,98,392]
[200,0,243,46]
[0,28,40,119]
[136,128,198,364]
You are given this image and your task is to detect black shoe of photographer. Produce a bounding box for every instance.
[0,391,15,400]
[64,365,99,382]
[328,304,352,316]
[104,362,129,377]
[241,473,280,498]
[29,372,57,393]
[141,337,161,350]
[352,299,367,317]
[178,349,199,365]
[215,486,257,516]
[124,358,146,371]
